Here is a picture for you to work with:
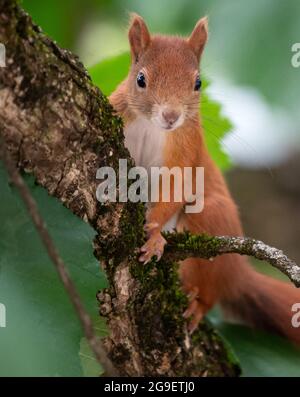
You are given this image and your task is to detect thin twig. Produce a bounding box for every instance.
[0,140,118,377]
[2,138,300,375]
[163,232,300,287]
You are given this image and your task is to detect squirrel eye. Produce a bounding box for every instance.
[137,72,146,88]
[194,76,202,91]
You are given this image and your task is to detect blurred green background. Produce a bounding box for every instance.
[21,0,300,260]
[22,0,300,166]
[22,0,300,116]
[0,0,299,377]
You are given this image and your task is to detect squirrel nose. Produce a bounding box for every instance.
[162,110,180,127]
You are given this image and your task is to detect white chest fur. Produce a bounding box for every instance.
[124,117,178,232]
[124,117,166,171]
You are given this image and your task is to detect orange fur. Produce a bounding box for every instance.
[109,15,300,343]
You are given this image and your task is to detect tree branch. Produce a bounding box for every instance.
[164,232,300,287]
[0,139,118,376]
[0,0,239,376]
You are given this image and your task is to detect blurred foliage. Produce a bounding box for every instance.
[209,307,300,377]
[1,0,298,377]
[1,162,300,377]
[22,0,300,117]
[79,316,107,377]
[88,53,231,170]
[22,0,84,49]
[88,52,130,96]
[0,164,107,376]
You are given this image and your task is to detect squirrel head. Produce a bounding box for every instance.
[126,14,208,131]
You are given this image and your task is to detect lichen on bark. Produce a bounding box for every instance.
[0,0,240,376]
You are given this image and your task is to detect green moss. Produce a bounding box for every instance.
[190,319,241,376]
[164,231,224,259]
[127,231,241,375]
[129,256,187,353]
[11,0,239,374]
[119,202,145,256]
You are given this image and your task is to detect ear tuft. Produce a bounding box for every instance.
[128,13,151,62]
[188,16,209,61]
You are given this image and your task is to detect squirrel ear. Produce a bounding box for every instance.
[128,13,151,62]
[188,16,208,61]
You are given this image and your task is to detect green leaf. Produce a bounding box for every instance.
[89,53,131,98]
[201,86,232,170]
[88,52,232,170]
[0,163,107,376]
[79,339,102,377]
[79,316,107,377]
[208,307,300,377]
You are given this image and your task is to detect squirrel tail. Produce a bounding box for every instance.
[221,267,300,344]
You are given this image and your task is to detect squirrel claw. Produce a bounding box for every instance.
[143,222,159,235]
[183,296,205,334]
[188,314,203,334]
[139,232,166,264]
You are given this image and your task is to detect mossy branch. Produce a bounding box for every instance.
[163,232,300,287]
[0,0,240,376]
[0,139,118,376]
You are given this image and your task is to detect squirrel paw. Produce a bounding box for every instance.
[183,288,205,334]
[139,231,166,264]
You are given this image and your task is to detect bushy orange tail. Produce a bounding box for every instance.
[221,270,300,344]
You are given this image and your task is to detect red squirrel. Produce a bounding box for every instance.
[109,14,300,342]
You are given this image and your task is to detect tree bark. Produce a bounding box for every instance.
[164,232,300,287]
[0,0,240,376]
